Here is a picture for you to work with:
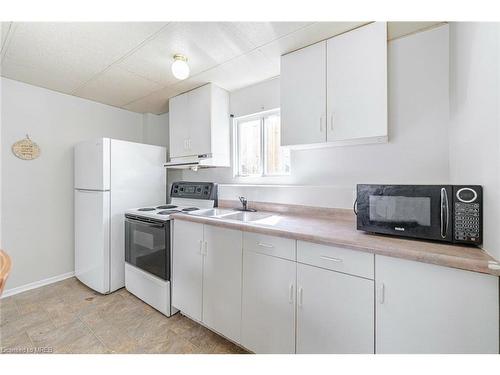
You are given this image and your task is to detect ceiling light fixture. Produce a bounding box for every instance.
[171,54,190,80]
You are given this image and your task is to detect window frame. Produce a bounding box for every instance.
[233,108,290,178]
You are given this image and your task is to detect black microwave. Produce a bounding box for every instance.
[356,185,482,245]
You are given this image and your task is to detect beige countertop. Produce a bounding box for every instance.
[171,202,500,277]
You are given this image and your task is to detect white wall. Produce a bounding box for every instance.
[449,23,500,260]
[181,25,450,208]
[142,112,169,148]
[0,77,154,291]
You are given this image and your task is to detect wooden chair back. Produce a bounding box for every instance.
[0,250,12,296]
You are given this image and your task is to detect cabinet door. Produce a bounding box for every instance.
[169,93,190,158]
[203,225,243,343]
[376,255,499,353]
[326,22,387,143]
[241,251,296,353]
[281,41,327,146]
[188,84,212,156]
[296,263,374,353]
[172,220,204,321]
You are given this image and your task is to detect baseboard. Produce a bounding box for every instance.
[1,271,75,299]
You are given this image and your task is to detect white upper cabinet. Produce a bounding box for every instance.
[168,83,230,166]
[280,22,387,148]
[168,93,190,158]
[187,84,211,155]
[326,22,387,143]
[281,41,327,146]
[375,255,499,354]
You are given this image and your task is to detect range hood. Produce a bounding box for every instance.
[164,153,225,170]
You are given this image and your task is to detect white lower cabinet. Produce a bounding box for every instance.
[173,222,498,354]
[241,250,296,353]
[172,220,204,321]
[203,225,242,343]
[296,263,375,353]
[375,255,499,354]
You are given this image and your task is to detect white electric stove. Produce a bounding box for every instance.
[124,181,217,316]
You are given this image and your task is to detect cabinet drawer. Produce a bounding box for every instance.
[297,241,374,279]
[243,232,296,261]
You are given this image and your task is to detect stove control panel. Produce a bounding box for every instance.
[170,181,218,201]
[453,186,482,245]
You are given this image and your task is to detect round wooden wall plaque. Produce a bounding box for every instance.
[12,136,40,160]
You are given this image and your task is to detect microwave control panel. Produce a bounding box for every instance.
[453,186,482,245]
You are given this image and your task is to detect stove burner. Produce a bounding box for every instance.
[157,209,180,215]
[156,204,178,209]
[181,207,199,212]
[138,208,156,211]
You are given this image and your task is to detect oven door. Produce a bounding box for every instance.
[356,185,452,242]
[125,216,170,280]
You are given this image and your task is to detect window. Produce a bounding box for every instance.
[234,109,291,177]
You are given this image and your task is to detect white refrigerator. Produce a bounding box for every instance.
[74,138,166,294]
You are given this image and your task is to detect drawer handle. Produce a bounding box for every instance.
[320,255,343,263]
[298,287,303,307]
[257,242,274,248]
[288,284,294,304]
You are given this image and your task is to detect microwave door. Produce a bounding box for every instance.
[357,185,453,242]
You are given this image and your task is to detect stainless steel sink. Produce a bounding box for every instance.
[187,208,236,218]
[222,211,274,222]
[188,208,280,225]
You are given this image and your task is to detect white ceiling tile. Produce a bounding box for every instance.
[183,49,279,92]
[230,22,313,47]
[74,66,163,107]
[119,22,263,86]
[3,22,167,92]
[125,49,279,113]
[1,21,447,114]
[259,21,367,64]
[1,55,87,93]
[122,86,177,114]
[1,22,13,52]
[387,22,445,40]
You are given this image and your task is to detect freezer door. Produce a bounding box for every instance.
[75,189,110,294]
[74,138,110,190]
[109,139,166,292]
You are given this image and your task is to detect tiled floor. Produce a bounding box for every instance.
[0,277,247,354]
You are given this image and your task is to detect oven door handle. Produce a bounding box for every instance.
[440,188,449,239]
[125,217,165,229]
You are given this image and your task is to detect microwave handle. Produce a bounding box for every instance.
[440,188,449,239]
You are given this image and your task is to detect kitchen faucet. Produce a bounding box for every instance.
[238,196,256,212]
